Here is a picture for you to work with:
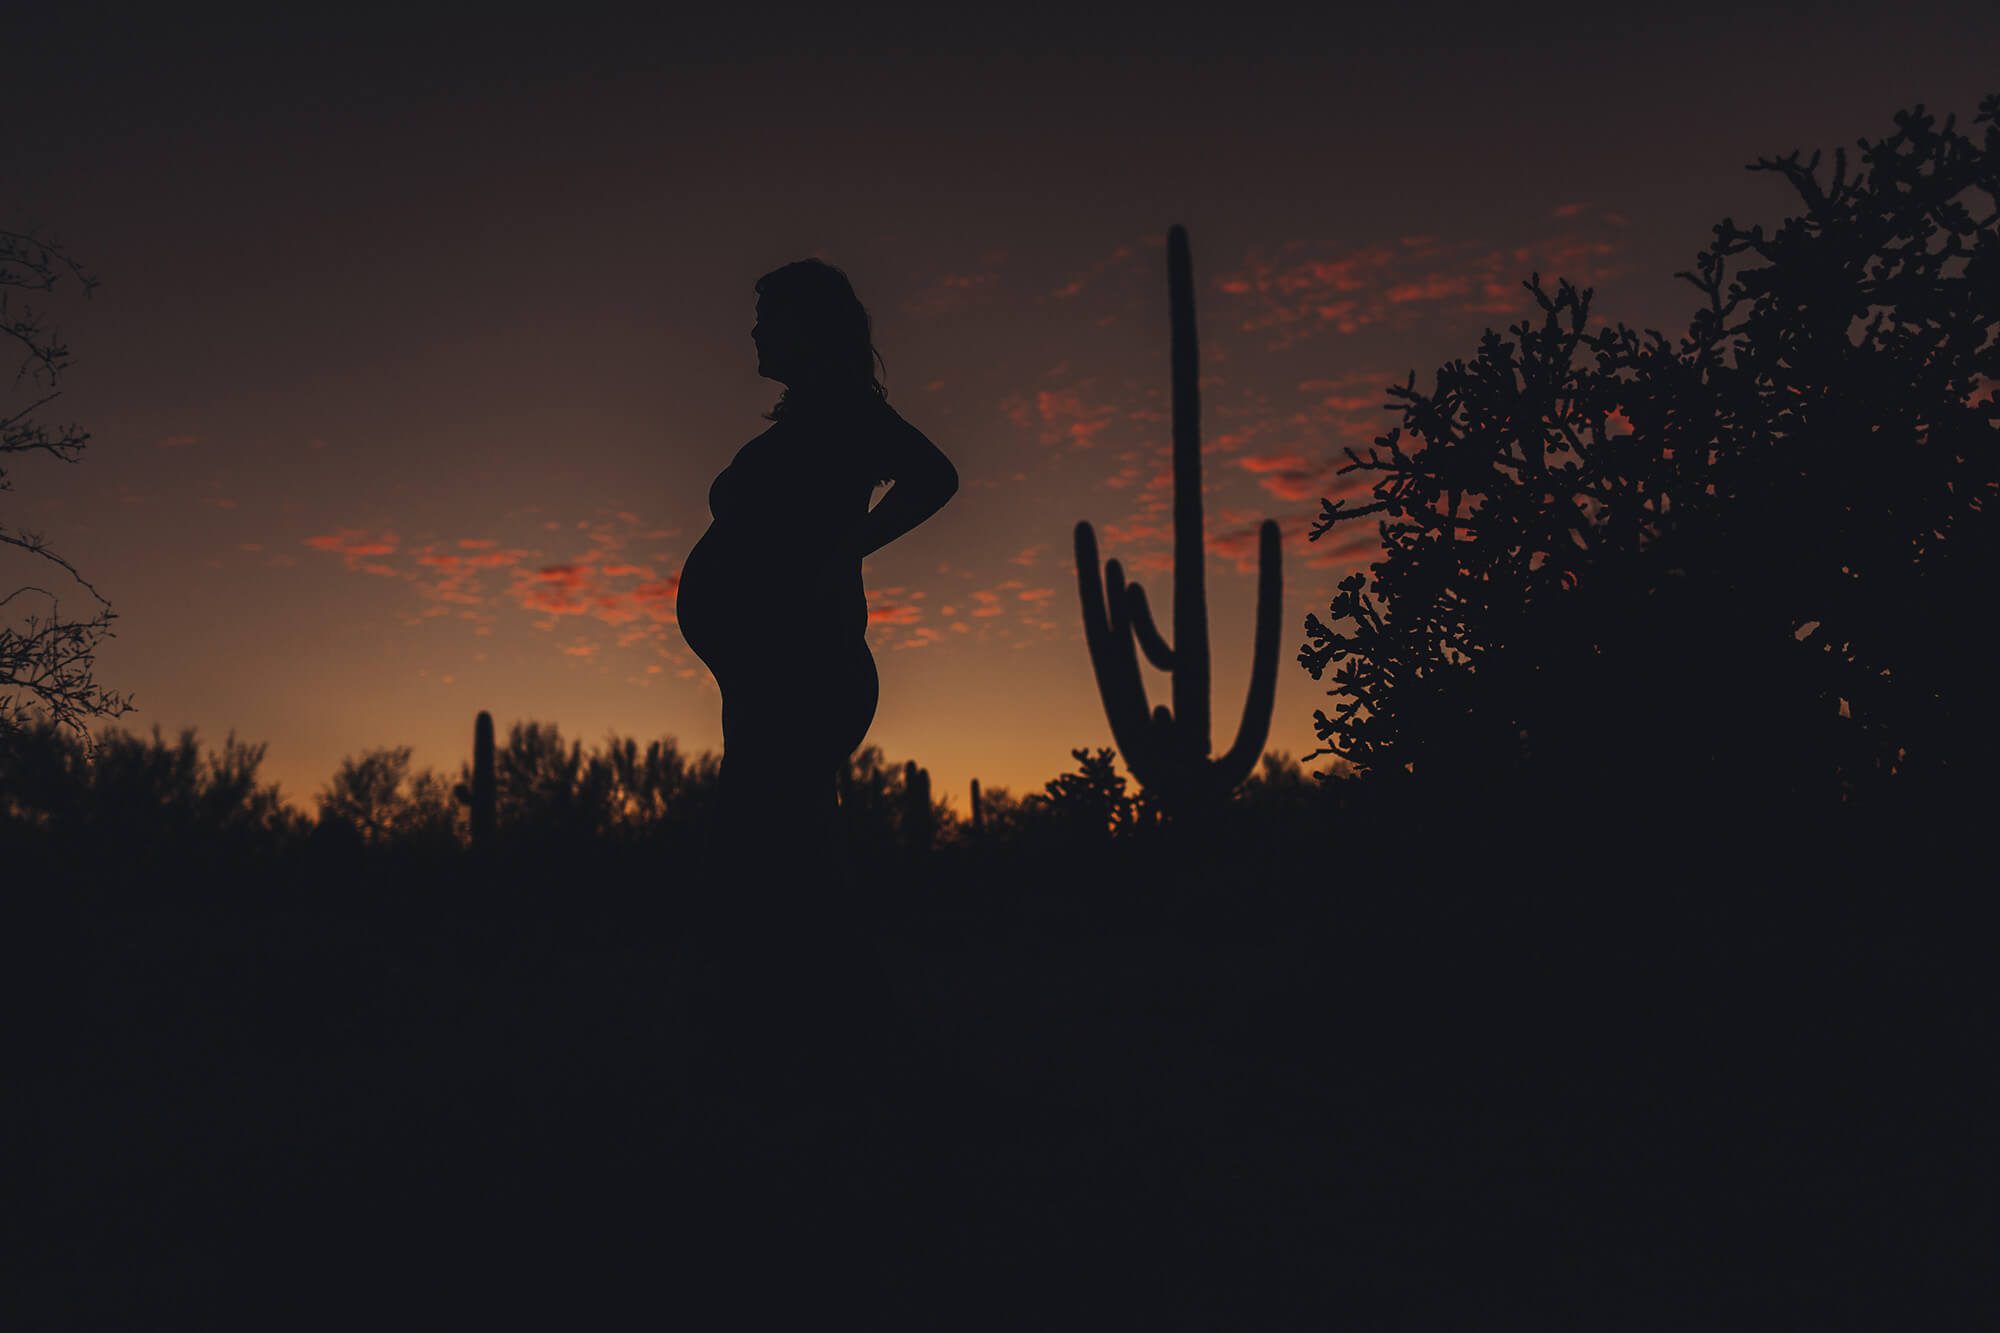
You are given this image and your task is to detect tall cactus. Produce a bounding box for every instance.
[969,778,984,833]
[1076,225,1283,813]
[902,759,934,852]
[468,710,496,850]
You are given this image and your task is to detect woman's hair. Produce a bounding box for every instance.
[755,258,888,422]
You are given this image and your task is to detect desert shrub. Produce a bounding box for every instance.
[1035,746,1139,842]
[837,745,957,862]
[317,746,463,851]
[1303,95,1999,828]
[0,718,306,884]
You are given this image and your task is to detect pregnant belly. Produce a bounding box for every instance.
[679,524,869,671]
[676,528,754,669]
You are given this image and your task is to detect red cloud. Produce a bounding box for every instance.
[1238,452,1310,474]
[324,520,700,644]
[1102,519,1167,545]
[1048,240,1138,301]
[304,529,402,573]
[1215,220,1627,348]
[1237,452,1334,503]
[515,565,589,615]
[306,529,397,558]
[508,562,680,627]
[904,268,1001,318]
[403,540,537,606]
[1009,380,1125,450]
[1386,274,1471,304]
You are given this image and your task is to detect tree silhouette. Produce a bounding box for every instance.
[951,780,1028,845]
[0,718,305,871]
[317,746,463,850]
[835,743,954,860]
[450,719,720,846]
[1,230,132,744]
[1302,95,1999,819]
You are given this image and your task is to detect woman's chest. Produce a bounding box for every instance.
[710,427,874,522]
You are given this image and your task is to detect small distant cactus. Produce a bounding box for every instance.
[1076,225,1283,813]
[452,711,497,850]
[903,759,934,852]
[969,778,984,833]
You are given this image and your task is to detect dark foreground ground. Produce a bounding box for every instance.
[2,816,1988,1328]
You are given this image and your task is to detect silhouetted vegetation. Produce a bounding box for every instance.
[1,716,305,886]
[6,94,1991,1329]
[1034,745,1139,840]
[1077,226,1282,815]
[316,745,463,853]
[1303,96,1998,847]
[1,230,133,744]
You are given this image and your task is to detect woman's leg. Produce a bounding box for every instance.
[718,641,876,843]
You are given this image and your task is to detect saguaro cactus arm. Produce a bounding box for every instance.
[1211,519,1284,795]
[1076,522,1166,789]
[1123,581,1176,671]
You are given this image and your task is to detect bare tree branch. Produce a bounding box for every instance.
[0,227,124,750]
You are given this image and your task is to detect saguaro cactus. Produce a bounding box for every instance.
[1076,225,1282,813]
[902,760,934,852]
[468,710,496,850]
[969,778,984,833]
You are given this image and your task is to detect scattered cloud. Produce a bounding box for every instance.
[1214,220,1626,349]
[304,511,686,663]
[904,257,1005,318]
[304,529,400,568]
[1236,451,1328,502]
[1048,239,1139,301]
[1003,381,1126,449]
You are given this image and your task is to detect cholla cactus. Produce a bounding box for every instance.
[1076,225,1283,813]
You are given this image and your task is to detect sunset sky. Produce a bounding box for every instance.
[7,4,1996,814]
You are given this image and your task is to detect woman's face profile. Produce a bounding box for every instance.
[752,297,806,384]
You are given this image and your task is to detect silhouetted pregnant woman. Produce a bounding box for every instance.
[677,259,957,872]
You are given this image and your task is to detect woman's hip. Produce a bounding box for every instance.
[720,636,877,760]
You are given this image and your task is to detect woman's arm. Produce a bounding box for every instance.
[855,410,958,559]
